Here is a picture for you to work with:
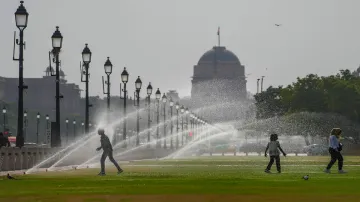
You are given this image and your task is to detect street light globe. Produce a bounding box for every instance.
[37,112,40,119]
[155,88,161,100]
[2,107,6,114]
[73,120,76,124]
[169,98,174,107]
[147,82,153,96]
[51,26,63,50]
[121,67,129,83]
[175,102,180,110]
[89,123,92,127]
[180,106,185,113]
[104,57,113,75]
[135,76,142,91]
[24,110,27,117]
[65,118,68,123]
[162,93,167,103]
[82,122,84,126]
[14,1,29,30]
[46,115,49,120]
[185,108,189,114]
[82,43,92,64]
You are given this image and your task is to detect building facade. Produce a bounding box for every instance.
[191,46,247,105]
[0,67,82,142]
[0,67,81,116]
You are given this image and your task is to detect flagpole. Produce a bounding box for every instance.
[217,27,220,46]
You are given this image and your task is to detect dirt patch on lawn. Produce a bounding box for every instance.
[2,194,360,202]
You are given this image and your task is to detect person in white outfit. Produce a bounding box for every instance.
[324,128,346,174]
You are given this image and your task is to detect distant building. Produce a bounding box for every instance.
[166,90,180,102]
[0,67,82,119]
[191,45,247,105]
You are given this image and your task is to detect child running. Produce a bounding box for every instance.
[264,133,287,173]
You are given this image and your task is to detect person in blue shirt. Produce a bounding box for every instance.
[96,128,123,176]
[324,128,346,174]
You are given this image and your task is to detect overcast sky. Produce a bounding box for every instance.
[1,0,360,98]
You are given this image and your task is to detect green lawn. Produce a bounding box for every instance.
[1,156,360,202]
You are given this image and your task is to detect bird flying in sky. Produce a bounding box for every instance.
[275,24,282,27]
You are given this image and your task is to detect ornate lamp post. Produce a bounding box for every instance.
[102,57,113,124]
[14,1,29,148]
[134,76,142,146]
[180,106,185,146]
[155,88,161,147]
[169,98,174,149]
[175,102,180,149]
[2,107,6,133]
[65,118,69,143]
[81,44,92,134]
[162,93,167,148]
[50,26,63,147]
[36,113,40,144]
[120,67,129,147]
[146,83,153,144]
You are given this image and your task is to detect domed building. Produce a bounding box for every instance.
[191,45,247,104]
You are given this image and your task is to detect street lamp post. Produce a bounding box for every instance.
[180,106,185,146]
[120,67,129,147]
[169,98,174,149]
[36,113,40,144]
[134,76,142,146]
[175,102,180,149]
[155,88,161,147]
[14,1,29,148]
[81,44,92,135]
[51,26,63,147]
[23,110,27,143]
[73,120,76,138]
[190,114,194,141]
[65,118,69,143]
[146,83,153,144]
[185,108,189,144]
[102,57,113,124]
[81,122,84,135]
[46,115,49,145]
[162,94,167,148]
[2,107,6,132]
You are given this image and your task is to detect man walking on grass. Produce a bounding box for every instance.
[96,128,123,176]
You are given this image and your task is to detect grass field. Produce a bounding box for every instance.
[1,156,360,202]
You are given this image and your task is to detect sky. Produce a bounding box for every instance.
[1,0,360,98]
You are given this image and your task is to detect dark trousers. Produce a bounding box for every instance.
[266,155,281,172]
[326,148,343,170]
[100,149,121,173]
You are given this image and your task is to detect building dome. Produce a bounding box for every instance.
[44,66,65,78]
[198,46,240,64]
[59,69,65,77]
[45,66,54,73]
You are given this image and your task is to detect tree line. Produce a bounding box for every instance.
[253,69,360,143]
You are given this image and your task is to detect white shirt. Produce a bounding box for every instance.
[329,135,339,151]
[267,141,280,156]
